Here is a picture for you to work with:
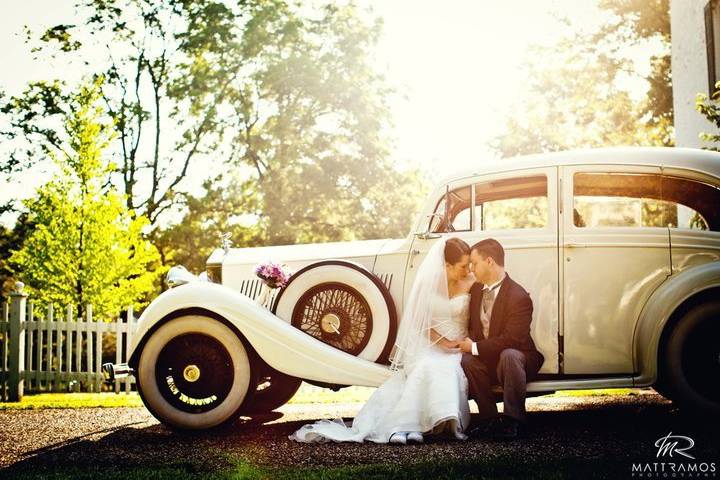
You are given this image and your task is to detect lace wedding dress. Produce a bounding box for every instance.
[288,292,471,443]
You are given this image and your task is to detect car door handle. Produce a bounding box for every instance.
[410,249,420,268]
[564,243,586,248]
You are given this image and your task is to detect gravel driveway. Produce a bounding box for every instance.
[1,390,718,478]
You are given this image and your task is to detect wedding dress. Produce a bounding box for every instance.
[289,239,471,443]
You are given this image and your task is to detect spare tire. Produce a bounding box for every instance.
[272,260,397,364]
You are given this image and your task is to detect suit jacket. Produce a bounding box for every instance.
[469,273,544,377]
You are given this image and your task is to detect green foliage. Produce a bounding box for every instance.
[3,0,425,266]
[8,80,165,319]
[696,81,720,151]
[494,0,672,157]
[153,175,263,274]
[0,214,34,297]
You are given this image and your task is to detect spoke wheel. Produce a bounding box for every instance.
[291,282,372,355]
[136,315,254,430]
[273,261,398,363]
[155,333,234,414]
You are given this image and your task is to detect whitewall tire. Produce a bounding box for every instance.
[136,315,254,429]
[273,261,397,363]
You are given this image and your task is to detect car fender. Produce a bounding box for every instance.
[633,261,720,385]
[128,282,393,387]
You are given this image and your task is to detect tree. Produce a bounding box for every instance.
[696,82,720,151]
[0,213,35,298]
[2,0,425,248]
[599,0,672,130]
[493,0,672,157]
[9,79,164,319]
[1,0,240,226]
[153,175,262,274]
[217,1,427,245]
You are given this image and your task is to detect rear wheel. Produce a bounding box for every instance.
[663,301,720,415]
[136,315,255,429]
[248,371,302,412]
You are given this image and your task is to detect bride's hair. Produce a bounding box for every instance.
[444,237,470,264]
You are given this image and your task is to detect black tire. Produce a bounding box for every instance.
[663,300,720,416]
[651,381,675,401]
[136,315,256,430]
[247,371,302,413]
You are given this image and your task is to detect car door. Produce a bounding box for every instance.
[405,166,560,374]
[560,165,672,374]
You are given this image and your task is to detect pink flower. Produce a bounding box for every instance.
[254,261,293,288]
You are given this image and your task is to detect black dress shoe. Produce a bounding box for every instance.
[467,416,501,437]
[490,415,520,440]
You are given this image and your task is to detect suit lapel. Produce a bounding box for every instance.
[488,274,510,337]
[469,283,484,340]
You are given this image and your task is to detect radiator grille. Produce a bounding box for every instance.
[376,273,393,291]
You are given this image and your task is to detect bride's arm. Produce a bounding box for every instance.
[430,328,458,349]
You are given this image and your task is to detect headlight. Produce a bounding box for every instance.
[166,265,197,288]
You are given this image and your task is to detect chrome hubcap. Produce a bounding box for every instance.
[183,364,201,382]
[320,313,341,334]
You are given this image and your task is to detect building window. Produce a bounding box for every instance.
[706,0,720,94]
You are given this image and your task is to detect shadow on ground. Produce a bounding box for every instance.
[1,394,718,479]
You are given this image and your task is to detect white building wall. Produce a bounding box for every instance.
[671,0,716,147]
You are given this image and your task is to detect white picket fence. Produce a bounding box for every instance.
[0,283,139,401]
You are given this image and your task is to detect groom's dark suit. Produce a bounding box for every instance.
[461,273,544,421]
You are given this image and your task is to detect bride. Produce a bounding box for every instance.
[289,237,474,444]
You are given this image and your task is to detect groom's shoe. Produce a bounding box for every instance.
[467,416,500,438]
[490,415,520,440]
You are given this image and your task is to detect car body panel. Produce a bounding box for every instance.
[633,262,720,386]
[130,281,638,392]
[129,282,393,387]
[559,164,672,374]
[213,239,391,308]
[138,147,720,393]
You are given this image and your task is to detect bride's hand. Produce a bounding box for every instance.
[438,338,459,350]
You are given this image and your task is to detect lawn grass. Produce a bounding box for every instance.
[1,454,625,480]
[0,386,645,410]
[0,392,144,410]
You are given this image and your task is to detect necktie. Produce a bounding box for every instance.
[482,282,501,315]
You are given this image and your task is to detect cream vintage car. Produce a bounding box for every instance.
[103,147,720,429]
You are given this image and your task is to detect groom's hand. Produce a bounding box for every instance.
[459,337,474,354]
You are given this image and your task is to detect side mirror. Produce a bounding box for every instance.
[414,213,444,240]
[414,231,441,240]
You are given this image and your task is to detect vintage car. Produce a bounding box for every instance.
[103,147,720,430]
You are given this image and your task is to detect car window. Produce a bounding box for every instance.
[475,175,548,230]
[430,185,471,232]
[573,173,720,231]
[661,175,720,231]
[573,173,665,228]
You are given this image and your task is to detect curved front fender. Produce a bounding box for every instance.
[130,283,392,387]
[633,262,720,385]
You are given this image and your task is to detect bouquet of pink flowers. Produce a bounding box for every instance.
[254,261,293,289]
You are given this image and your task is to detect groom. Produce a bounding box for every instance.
[458,238,544,440]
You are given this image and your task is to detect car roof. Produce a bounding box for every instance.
[437,147,720,185]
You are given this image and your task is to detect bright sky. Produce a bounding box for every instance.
[0,0,609,227]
